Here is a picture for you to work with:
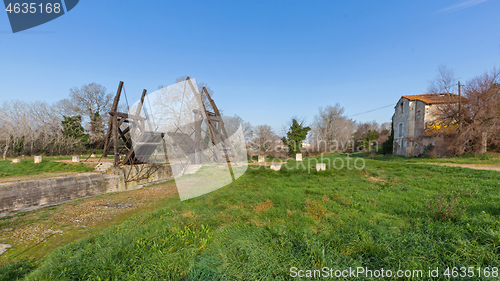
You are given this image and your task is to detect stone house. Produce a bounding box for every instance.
[392,93,461,156]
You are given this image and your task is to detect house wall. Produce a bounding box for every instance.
[393,97,452,157]
[414,101,426,137]
[393,98,411,156]
[424,104,442,126]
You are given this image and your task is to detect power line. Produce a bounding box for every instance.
[350,103,395,117]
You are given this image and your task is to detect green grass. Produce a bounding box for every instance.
[361,152,500,165]
[0,159,93,178]
[5,154,500,280]
[0,260,38,281]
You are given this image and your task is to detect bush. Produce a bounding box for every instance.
[425,191,465,221]
[381,121,394,154]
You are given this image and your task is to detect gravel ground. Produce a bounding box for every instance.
[0,181,178,260]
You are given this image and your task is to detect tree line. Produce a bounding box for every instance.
[3,66,497,159]
[0,80,391,159]
[248,108,391,157]
[0,83,113,159]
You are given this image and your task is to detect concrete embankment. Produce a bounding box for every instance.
[0,164,173,216]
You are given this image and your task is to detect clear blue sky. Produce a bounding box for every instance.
[1,0,499,133]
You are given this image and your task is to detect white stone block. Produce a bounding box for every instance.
[34,156,42,164]
[91,153,96,158]
[258,155,265,163]
[0,244,12,255]
[270,164,281,171]
[72,156,80,163]
[12,159,21,163]
[316,163,326,171]
[296,153,302,161]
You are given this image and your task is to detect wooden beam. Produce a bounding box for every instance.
[103,81,123,157]
[203,86,234,181]
[109,112,147,121]
[186,78,220,161]
[135,89,147,116]
[113,113,120,165]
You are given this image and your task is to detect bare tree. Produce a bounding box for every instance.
[310,104,356,152]
[69,83,112,142]
[427,65,458,94]
[433,68,500,155]
[223,115,253,142]
[378,122,392,144]
[54,98,79,118]
[251,125,280,155]
[353,121,379,140]
[0,99,86,157]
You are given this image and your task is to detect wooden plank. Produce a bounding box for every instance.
[103,81,123,157]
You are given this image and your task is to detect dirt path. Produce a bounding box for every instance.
[423,163,500,171]
[0,180,178,262]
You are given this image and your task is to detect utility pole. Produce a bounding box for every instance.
[458,81,461,132]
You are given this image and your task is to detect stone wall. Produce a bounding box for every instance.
[0,164,173,216]
[393,97,452,157]
[393,97,410,156]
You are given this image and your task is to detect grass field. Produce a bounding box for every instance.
[2,153,500,280]
[0,159,94,179]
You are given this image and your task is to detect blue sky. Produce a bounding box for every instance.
[1,0,499,133]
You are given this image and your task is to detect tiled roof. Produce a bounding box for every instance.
[401,93,462,104]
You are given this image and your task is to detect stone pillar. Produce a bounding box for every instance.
[270,164,281,171]
[296,153,302,161]
[316,163,326,171]
[34,156,42,164]
[72,156,80,163]
[258,155,265,163]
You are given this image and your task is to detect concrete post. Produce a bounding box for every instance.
[72,156,80,163]
[270,164,281,171]
[34,156,42,164]
[316,163,326,171]
[296,153,302,161]
[258,155,265,163]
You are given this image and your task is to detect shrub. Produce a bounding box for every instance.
[426,191,465,221]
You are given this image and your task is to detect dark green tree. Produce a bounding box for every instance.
[282,119,311,156]
[359,129,380,151]
[382,121,394,154]
[10,135,25,155]
[61,116,89,144]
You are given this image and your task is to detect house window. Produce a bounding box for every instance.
[399,123,403,137]
[400,102,403,113]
